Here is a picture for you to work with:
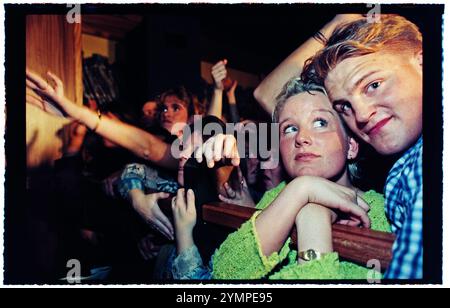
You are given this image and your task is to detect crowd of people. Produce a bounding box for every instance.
[26,13,423,281]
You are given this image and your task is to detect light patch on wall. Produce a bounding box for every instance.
[82,34,117,62]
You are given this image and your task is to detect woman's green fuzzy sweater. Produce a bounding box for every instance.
[211,181,391,279]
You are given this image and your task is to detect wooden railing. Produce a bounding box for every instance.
[202,201,396,270]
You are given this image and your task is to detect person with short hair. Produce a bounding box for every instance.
[255,14,423,279]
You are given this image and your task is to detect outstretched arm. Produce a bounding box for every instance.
[26,69,178,169]
[207,59,227,118]
[253,14,363,114]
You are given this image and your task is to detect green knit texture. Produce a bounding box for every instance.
[255,181,287,210]
[269,253,374,280]
[212,182,390,280]
[212,212,291,279]
[364,190,391,232]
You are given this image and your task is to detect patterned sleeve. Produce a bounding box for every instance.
[384,146,423,279]
[211,211,291,279]
[117,163,179,199]
[171,245,212,280]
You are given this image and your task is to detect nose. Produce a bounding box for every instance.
[295,129,312,147]
[352,97,376,128]
[162,108,173,120]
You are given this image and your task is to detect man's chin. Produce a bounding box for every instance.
[372,138,408,156]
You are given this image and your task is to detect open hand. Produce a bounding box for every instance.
[131,190,174,240]
[291,176,371,228]
[26,69,71,117]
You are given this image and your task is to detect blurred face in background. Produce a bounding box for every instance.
[141,100,159,128]
[160,95,189,134]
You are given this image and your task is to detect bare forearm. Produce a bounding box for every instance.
[253,17,343,114]
[128,188,145,209]
[255,178,308,256]
[226,92,236,105]
[76,107,178,169]
[295,204,333,258]
[227,93,240,123]
[207,88,224,118]
[176,231,195,255]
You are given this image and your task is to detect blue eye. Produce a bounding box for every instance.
[367,81,381,93]
[313,118,328,128]
[282,125,298,135]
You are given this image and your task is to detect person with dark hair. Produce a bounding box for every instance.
[140,100,159,130]
[25,71,192,243]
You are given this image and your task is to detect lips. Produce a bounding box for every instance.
[295,153,320,161]
[367,117,392,136]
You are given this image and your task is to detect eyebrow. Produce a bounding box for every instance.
[313,108,335,116]
[350,70,380,93]
[279,108,335,125]
[279,118,291,126]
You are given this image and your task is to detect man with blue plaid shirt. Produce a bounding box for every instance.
[384,137,423,278]
[303,15,424,278]
[263,15,425,278]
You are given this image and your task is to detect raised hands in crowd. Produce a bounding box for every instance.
[208,59,240,122]
[26,69,178,169]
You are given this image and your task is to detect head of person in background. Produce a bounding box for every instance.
[140,100,159,130]
[191,93,208,116]
[157,86,195,136]
[236,119,285,202]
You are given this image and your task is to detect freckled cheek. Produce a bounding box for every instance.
[279,138,293,161]
[279,139,294,173]
[316,132,346,166]
[324,148,347,170]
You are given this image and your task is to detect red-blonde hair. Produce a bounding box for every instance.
[302,14,422,84]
